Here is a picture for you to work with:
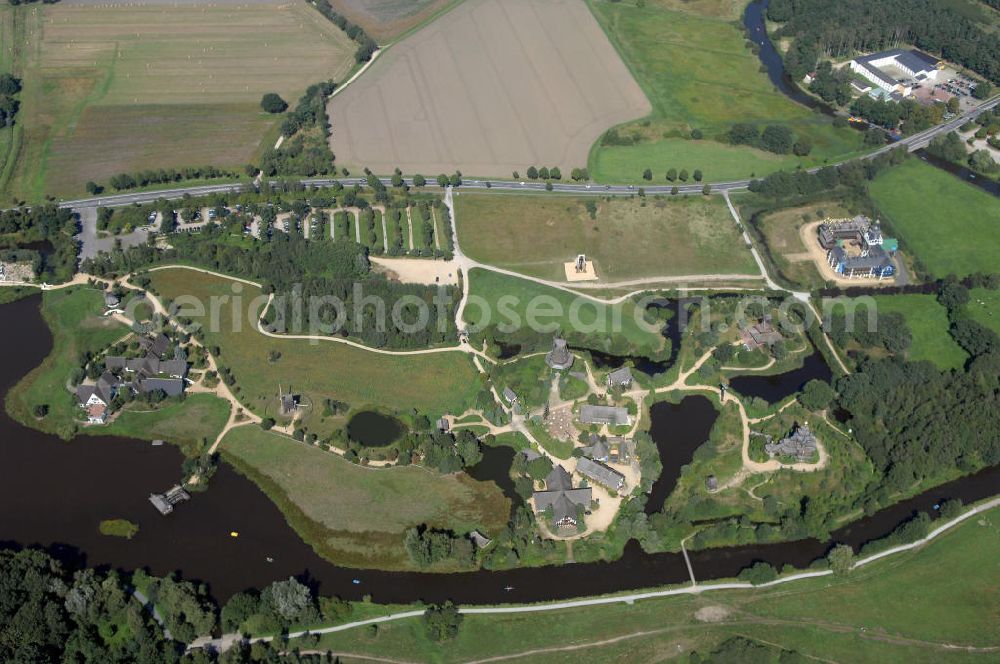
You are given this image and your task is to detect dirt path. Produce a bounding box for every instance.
[431,207,442,250]
[405,206,415,250]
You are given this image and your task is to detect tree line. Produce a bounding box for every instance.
[748,143,910,198]
[729,122,813,156]
[0,73,21,128]
[311,0,377,63]
[768,0,1000,85]
[258,80,338,178]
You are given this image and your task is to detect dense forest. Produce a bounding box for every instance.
[0,205,78,282]
[769,0,1000,84]
[0,546,397,661]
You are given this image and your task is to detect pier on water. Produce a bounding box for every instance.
[149,485,190,515]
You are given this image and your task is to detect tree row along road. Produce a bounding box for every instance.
[54,96,1000,210]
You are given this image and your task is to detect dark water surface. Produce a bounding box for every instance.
[729,350,833,404]
[346,411,406,447]
[645,397,719,514]
[2,295,1000,605]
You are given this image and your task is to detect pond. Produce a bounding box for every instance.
[346,411,406,447]
[728,349,833,404]
[466,444,521,515]
[3,294,1000,606]
[645,396,719,514]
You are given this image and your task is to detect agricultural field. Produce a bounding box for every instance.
[455,193,760,281]
[587,1,864,183]
[869,159,1000,279]
[870,294,968,371]
[5,287,126,438]
[147,268,482,435]
[328,0,456,42]
[304,502,1000,661]
[221,425,510,569]
[464,268,667,358]
[3,0,356,201]
[326,0,650,177]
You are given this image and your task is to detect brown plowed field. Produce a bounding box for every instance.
[327,0,651,177]
[328,0,454,42]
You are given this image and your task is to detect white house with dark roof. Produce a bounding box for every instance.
[849,48,941,98]
[75,372,120,424]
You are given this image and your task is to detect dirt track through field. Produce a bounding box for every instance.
[327,0,651,176]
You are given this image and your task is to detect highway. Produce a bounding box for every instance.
[54,96,1000,211]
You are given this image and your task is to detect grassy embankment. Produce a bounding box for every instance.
[869,159,1000,279]
[586,0,864,183]
[2,1,356,202]
[454,193,759,281]
[302,502,1000,662]
[147,267,482,437]
[464,267,667,358]
[221,425,510,570]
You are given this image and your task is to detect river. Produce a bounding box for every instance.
[3,294,1000,605]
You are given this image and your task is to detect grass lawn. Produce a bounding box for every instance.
[871,294,968,371]
[221,425,510,570]
[586,0,864,184]
[147,267,482,436]
[464,268,667,358]
[455,193,759,281]
[302,503,1000,662]
[3,1,356,201]
[869,159,1000,278]
[6,286,126,438]
[966,287,1000,336]
[89,393,231,457]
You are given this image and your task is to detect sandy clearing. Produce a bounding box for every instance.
[799,220,899,287]
[370,256,459,285]
[327,0,651,176]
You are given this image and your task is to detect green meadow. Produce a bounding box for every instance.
[586,0,864,183]
[869,159,1000,279]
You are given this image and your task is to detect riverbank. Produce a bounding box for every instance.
[200,495,1000,659]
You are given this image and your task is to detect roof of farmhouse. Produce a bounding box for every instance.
[576,457,625,490]
[579,405,630,426]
